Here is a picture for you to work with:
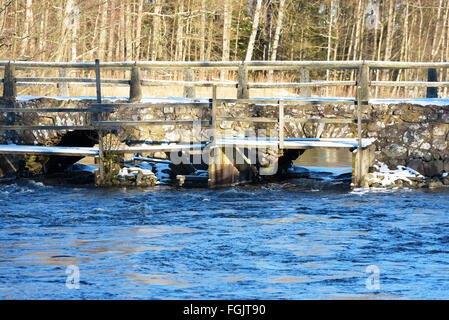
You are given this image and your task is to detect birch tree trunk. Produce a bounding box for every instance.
[124,1,132,60]
[107,0,115,62]
[21,0,33,58]
[200,0,207,61]
[175,0,184,61]
[270,0,285,61]
[245,0,262,61]
[135,0,144,59]
[151,0,162,61]
[222,0,232,79]
[383,0,395,78]
[98,0,108,61]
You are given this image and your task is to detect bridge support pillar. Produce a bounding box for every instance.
[208,145,254,188]
[352,144,376,188]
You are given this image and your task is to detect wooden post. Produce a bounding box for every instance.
[237,63,249,99]
[211,85,217,142]
[183,68,195,98]
[357,63,370,103]
[356,86,363,187]
[299,67,311,97]
[426,68,438,98]
[352,144,375,188]
[129,64,142,102]
[95,59,102,105]
[3,62,17,100]
[57,68,69,96]
[279,100,284,149]
[94,58,105,186]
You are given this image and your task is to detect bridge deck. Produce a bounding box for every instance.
[215,137,376,149]
[0,145,100,156]
[0,138,375,157]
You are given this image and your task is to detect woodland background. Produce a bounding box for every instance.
[1,0,448,96]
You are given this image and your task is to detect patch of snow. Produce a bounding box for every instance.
[370,98,449,107]
[365,161,424,188]
[351,187,414,195]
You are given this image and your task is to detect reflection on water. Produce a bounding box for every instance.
[0,179,448,299]
[295,148,353,168]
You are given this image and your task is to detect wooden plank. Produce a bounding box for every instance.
[216,117,278,123]
[107,144,205,154]
[216,98,355,105]
[0,125,95,130]
[371,81,449,87]
[16,82,58,87]
[0,107,111,113]
[284,118,369,124]
[4,60,449,71]
[93,120,211,127]
[215,137,376,149]
[366,61,449,69]
[15,77,129,84]
[0,145,99,156]
[91,102,210,108]
[248,81,355,88]
[141,79,237,87]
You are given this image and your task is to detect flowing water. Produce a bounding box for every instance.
[0,149,448,299]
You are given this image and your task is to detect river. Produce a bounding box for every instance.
[0,149,448,299]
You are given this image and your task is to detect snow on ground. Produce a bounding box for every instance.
[127,161,171,184]
[370,98,449,106]
[364,161,424,188]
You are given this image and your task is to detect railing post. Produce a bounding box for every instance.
[426,68,438,98]
[211,85,217,142]
[356,86,363,187]
[237,63,249,99]
[299,67,311,97]
[129,63,142,102]
[279,100,284,149]
[57,68,69,97]
[95,59,102,105]
[94,58,105,186]
[357,62,370,103]
[3,62,17,101]
[183,68,195,98]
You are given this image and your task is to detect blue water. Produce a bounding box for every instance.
[0,180,448,299]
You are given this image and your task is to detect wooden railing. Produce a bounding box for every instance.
[1,60,448,102]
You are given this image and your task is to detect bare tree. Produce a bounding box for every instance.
[245,0,262,61]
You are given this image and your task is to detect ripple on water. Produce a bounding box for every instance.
[0,181,448,299]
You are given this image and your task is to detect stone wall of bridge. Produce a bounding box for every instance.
[1,97,449,184]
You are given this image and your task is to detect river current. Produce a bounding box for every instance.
[0,178,448,300]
